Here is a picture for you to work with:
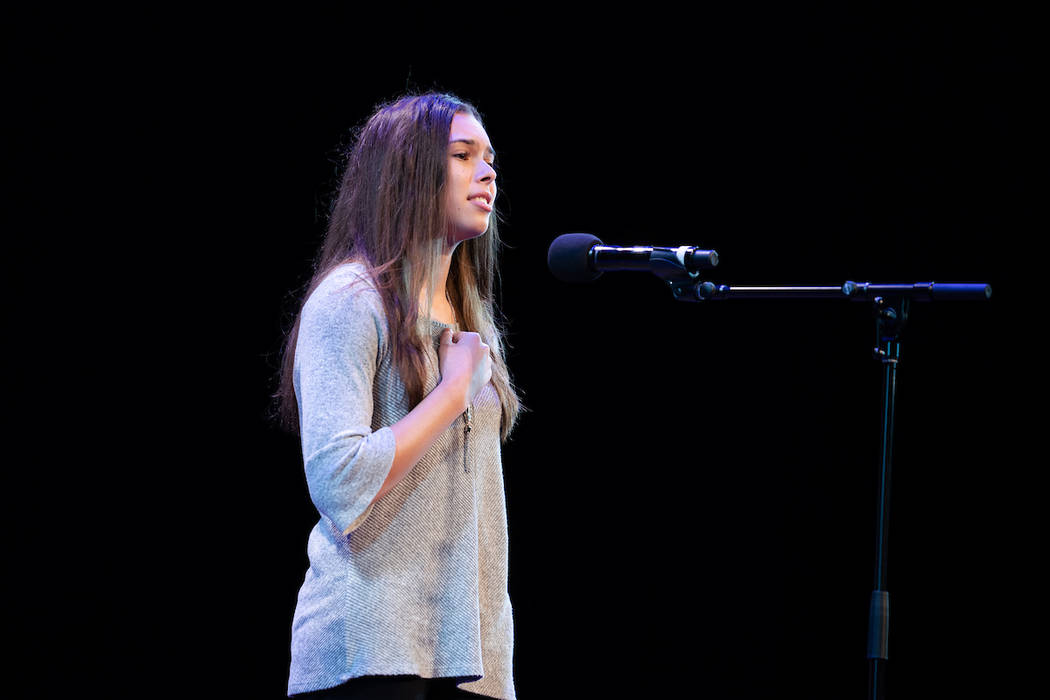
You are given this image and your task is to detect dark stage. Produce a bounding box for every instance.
[9,7,1033,698]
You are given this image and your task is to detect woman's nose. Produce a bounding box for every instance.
[477,160,496,183]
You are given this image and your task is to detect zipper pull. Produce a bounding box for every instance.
[462,407,472,473]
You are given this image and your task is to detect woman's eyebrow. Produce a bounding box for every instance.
[449,138,496,159]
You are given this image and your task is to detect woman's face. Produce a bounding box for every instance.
[445,112,497,248]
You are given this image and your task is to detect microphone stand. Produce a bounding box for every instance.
[657,267,991,700]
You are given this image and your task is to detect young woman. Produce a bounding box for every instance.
[275,93,522,699]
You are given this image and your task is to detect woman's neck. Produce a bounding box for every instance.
[421,243,457,325]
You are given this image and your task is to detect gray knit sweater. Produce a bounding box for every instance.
[287,263,514,699]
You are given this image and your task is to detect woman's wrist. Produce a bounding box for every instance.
[434,375,471,414]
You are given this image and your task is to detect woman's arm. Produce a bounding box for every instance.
[297,268,492,532]
[297,274,397,534]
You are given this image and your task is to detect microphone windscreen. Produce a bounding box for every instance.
[547,233,603,283]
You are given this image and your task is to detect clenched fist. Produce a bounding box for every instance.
[438,328,492,410]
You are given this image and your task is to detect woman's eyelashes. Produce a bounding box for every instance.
[451,150,496,169]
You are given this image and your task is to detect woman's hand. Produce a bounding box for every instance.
[438,328,492,410]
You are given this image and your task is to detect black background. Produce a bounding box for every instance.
[8,6,1035,698]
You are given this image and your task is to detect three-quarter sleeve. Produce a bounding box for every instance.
[294,268,397,534]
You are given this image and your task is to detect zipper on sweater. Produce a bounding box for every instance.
[462,405,472,473]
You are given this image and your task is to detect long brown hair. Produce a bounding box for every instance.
[275,92,521,441]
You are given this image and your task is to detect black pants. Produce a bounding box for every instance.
[295,675,489,699]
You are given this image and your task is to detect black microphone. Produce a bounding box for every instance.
[547,233,719,283]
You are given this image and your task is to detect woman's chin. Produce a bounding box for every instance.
[447,227,489,248]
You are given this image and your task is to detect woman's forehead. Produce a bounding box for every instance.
[449,113,493,154]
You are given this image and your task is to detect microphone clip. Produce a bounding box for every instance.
[646,248,702,284]
[641,248,719,302]
[646,248,716,301]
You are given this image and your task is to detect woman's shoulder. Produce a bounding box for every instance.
[302,261,385,327]
[316,260,377,292]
